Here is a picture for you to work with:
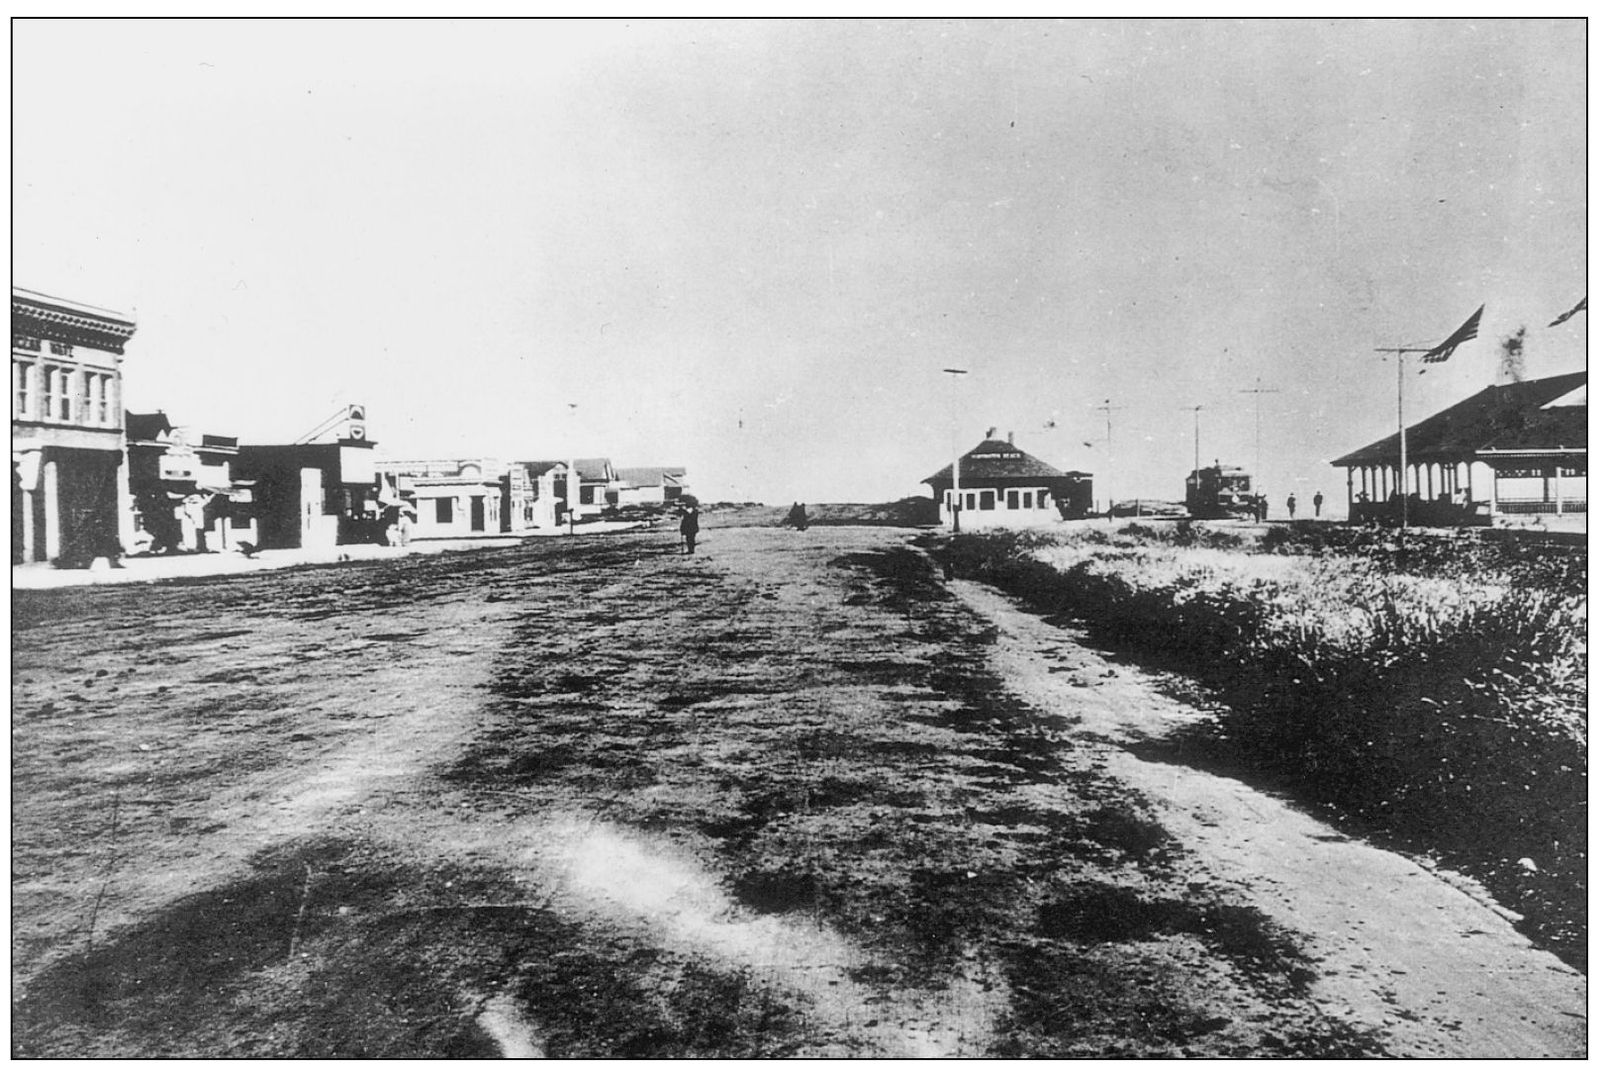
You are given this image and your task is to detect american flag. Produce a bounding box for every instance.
[1548,296,1586,327]
[1420,305,1483,364]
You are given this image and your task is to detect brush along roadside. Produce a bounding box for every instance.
[934,524,1586,972]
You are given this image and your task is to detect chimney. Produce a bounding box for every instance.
[1007,431,1014,445]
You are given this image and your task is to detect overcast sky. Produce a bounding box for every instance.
[14,19,1586,504]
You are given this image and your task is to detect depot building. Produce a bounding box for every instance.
[922,433,1093,530]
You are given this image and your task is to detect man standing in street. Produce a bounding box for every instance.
[1286,492,1297,519]
[1313,491,1324,518]
[680,504,701,554]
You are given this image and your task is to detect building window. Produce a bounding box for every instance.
[80,370,96,423]
[1037,490,1049,509]
[1006,490,1020,509]
[980,490,996,510]
[49,341,74,357]
[965,492,976,510]
[435,497,453,524]
[13,334,41,352]
[40,364,56,420]
[231,514,252,530]
[99,374,115,424]
[56,367,72,420]
[13,360,32,418]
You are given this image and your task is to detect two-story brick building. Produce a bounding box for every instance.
[12,287,137,565]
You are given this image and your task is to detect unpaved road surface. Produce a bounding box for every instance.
[10,525,1585,1057]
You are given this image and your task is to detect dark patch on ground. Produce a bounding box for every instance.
[730,869,823,915]
[993,940,1384,1058]
[965,802,1175,864]
[12,834,812,1059]
[1037,885,1315,992]
[194,667,263,684]
[827,547,951,610]
[831,658,928,686]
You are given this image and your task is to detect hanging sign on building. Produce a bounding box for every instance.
[346,403,367,442]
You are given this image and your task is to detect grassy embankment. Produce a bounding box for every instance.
[938,522,1586,972]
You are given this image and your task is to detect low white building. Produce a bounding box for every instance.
[518,457,616,526]
[613,466,688,506]
[375,458,504,538]
[921,434,1092,530]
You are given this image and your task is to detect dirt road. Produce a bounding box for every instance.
[10,525,1585,1057]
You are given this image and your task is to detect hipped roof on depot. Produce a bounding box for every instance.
[923,437,1088,487]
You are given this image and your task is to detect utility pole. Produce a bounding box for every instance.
[1181,404,1205,478]
[1237,378,1280,495]
[566,403,578,536]
[1181,404,1205,512]
[943,368,968,533]
[1091,398,1125,516]
[1374,305,1483,530]
[1370,346,1424,530]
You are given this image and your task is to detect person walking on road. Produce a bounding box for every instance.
[1286,492,1297,519]
[679,504,701,554]
[1313,490,1324,518]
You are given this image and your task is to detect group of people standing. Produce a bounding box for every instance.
[1284,491,1324,519]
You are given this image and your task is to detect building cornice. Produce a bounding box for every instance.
[9,421,125,452]
[13,290,138,355]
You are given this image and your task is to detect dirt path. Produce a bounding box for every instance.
[949,577,1587,1058]
[9,525,1586,1057]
